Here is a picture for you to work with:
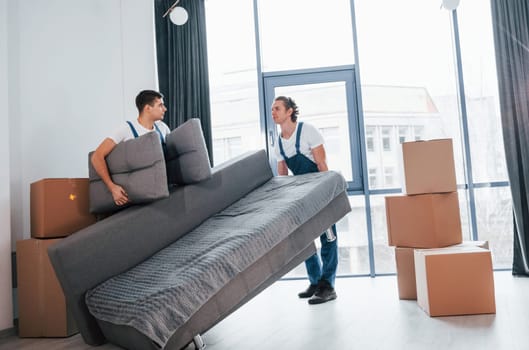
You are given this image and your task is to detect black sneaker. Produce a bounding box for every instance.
[308,280,337,305]
[298,284,319,298]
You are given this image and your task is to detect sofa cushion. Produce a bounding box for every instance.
[88,131,169,214]
[165,118,212,185]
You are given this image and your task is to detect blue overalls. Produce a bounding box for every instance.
[126,121,167,156]
[278,122,338,288]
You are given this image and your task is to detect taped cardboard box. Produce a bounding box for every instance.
[414,246,496,317]
[394,241,489,300]
[31,178,96,238]
[400,139,457,195]
[385,192,462,248]
[16,238,78,337]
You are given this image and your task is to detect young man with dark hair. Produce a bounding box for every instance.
[272,95,339,305]
[90,90,170,206]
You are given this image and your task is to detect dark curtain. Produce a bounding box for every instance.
[154,0,213,164]
[490,0,529,276]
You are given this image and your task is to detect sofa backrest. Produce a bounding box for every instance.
[47,149,273,345]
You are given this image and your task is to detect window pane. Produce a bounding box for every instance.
[457,2,508,183]
[258,0,354,72]
[457,189,472,241]
[275,82,354,180]
[205,0,264,165]
[356,0,465,190]
[370,195,395,274]
[474,187,513,269]
[339,195,370,275]
[366,126,375,152]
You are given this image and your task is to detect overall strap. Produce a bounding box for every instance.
[126,121,139,138]
[295,122,304,154]
[278,134,287,159]
[153,123,165,144]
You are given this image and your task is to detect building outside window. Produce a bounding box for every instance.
[205,0,511,275]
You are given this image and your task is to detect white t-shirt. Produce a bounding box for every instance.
[274,122,324,163]
[108,120,171,144]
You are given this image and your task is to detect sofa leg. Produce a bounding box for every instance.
[193,334,206,349]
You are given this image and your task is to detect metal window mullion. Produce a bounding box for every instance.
[253,0,268,161]
[350,0,376,277]
[452,10,479,241]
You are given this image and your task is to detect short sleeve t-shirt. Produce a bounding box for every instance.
[274,122,324,163]
[108,120,171,144]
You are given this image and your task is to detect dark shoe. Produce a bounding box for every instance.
[298,284,319,298]
[308,281,337,305]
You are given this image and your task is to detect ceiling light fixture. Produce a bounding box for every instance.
[162,0,189,26]
[440,0,460,11]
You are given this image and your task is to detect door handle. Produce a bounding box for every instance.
[269,130,275,147]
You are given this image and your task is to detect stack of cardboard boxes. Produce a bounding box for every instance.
[385,139,496,316]
[16,178,96,337]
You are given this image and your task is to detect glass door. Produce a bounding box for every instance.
[263,66,363,191]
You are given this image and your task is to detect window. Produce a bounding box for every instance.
[381,127,392,152]
[205,0,264,166]
[258,0,354,72]
[205,0,512,275]
[368,167,378,188]
[413,126,424,141]
[366,126,375,152]
[212,137,242,165]
[398,126,409,144]
[384,166,394,186]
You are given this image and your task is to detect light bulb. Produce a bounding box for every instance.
[169,7,189,25]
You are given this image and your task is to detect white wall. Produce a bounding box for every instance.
[1,0,14,332]
[8,0,157,248]
[4,0,156,330]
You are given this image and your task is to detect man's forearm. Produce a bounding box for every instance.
[91,154,115,190]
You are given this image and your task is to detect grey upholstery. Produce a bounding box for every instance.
[88,132,169,214]
[165,118,212,185]
[50,150,273,345]
[85,172,348,347]
[48,149,351,349]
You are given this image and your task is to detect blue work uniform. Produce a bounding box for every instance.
[278,122,338,288]
[126,121,168,156]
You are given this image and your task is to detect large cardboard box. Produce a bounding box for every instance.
[401,139,457,195]
[385,192,462,248]
[395,247,417,300]
[31,178,96,238]
[395,241,489,300]
[414,246,496,317]
[16,238,78,337]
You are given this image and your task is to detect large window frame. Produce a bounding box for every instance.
[205,0,512,276]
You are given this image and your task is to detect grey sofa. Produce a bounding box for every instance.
[48,149,351,350]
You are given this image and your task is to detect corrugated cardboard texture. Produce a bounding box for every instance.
[395,241,489,301]
[30,178,96,238]
[401,139,457,195]
[395,247,417,300]
[414,246,496,317]
[385,192,462,248]
[16,238,78,337]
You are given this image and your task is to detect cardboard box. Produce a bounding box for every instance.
[395,247,417,300]
[385,192,462,248]
[395,241,488,300]
[401,139,457,195]
[16,238,78,337]
[414,246,496,317]
[31,178,96,238]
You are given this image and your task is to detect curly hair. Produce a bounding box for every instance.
[275,96,299,122]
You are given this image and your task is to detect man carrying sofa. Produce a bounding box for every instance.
[90,90,171,207]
